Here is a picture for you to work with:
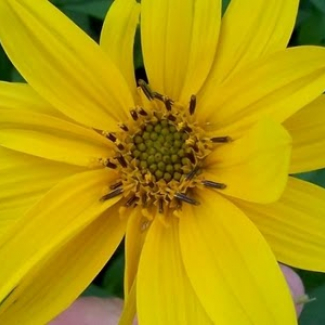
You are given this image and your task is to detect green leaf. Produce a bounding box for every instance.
[299,284,325,324]
[0,45,13,81]
[295,169,325,188]
[60,8,93,36]
[64,0,114,20]
[102,254,124,298]
[297,269,325,292]
[134,27,143,70]
[297,11,325,45]
[222,0,231,15]
[310,0,325,14]
[296,9,312,27]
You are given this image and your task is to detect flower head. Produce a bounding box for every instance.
[1,0,325,324]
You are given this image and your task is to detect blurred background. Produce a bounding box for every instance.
[1,0,325,323]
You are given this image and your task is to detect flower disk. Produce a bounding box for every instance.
[101,81,226,213]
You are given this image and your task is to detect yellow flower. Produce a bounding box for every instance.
[1,0,325,324]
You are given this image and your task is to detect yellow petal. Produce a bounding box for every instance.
[201,0,299,87]
[0,81,64,118]
[198,47,325,138]
[179,190,297,325]
[0,146,84,237]
[141,0,221,101]
[124,209,149,296]
[137,217,212,325]
[119,281,137,325]
[235,177,325,272]
[205,118,291,203]
[0,0,134,130]
[0,205,126,325]
[284,95,325,173]
[100,0,140,97]
[0,169,121,305]
[0,108,113,166]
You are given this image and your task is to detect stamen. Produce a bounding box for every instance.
[202,180,227,189]
[110,181,123,190]
[101,187,123,201]
[174,192,200,206]
[125,195,139,207]
[158,197,164,213]
[185,167,199,181]
[105,160,117,169]
[117,143,125,151]
[139,107,148,116]
[130,109,138,121]
[211,136,232,143]
[192,142,199,152]
[152,92,165,102]
[164,98,172,111]
[142,193,148,206]
[116,154,128,168]
[167,114,177,121]
[189,95,196,115]
[182,125,193,133]
[106,133,117,143]
[120,124,129,132]
[138,79,154,100]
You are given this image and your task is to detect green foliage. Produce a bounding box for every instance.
[293,0,325,45]
[53,0,114,20]
[102,254,125,298]
[299,284,325,324]
[0,45,12,81]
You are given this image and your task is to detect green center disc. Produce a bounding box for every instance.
[131,120,193,182]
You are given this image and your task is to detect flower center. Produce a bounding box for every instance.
[100,80,229,216]
[131,119,193,182]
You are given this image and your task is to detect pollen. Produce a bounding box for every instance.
[100,80,228,215]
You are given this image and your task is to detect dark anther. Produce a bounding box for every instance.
[120,124,129,132]
[139,107,148,116]
[192,142,199,152]
[211,136,232,143]
[106,133,117,143]
[130,109,138,121]
[174,192,200,206]
[167,114,177,122]
[189,95,196,115]
[116,154,128,168]
[142,193,147,206]
[152,92,165,101]
[110,181,123,190]
[164,98,172,111]
[185,166,199,181]
[202,180,227,189]
[185,151,196,164]
[125,195,139,207]
[183,125,193,133]
[105,160,117,169]
[117,143,125,151]
[158,197,164,214]
[138,79,154,100]
[100,187,123,201]
[148,181,155,188]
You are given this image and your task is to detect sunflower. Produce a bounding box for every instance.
[1,0,325,324]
